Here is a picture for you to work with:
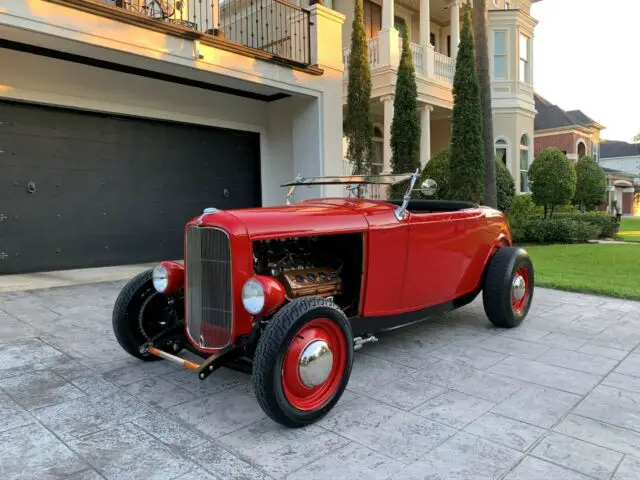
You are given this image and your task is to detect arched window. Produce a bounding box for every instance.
[495,139,508,166]
[577,141,587,159]
[520,134,530,192]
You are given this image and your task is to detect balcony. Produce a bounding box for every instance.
[341,33,455,88]
[433,51,455,84]
[342,37,380,74]
[82,0,312,65]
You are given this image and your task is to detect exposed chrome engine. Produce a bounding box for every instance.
[252,237,343,300]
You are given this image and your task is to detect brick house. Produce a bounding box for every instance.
[533,94,605,163]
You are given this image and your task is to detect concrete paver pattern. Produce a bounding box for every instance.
[1,281,639,479]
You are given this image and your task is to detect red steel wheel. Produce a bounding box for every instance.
[253,297,354,427]
[281,318,347,411]
[511,265,530,315]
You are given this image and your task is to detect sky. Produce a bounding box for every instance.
[530,0,639,142]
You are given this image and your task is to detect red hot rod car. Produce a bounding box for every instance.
[112,171,534,427]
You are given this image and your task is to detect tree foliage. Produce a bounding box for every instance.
[495,159,515,212]
[528,148,577,217]
[472,0,497,208]
[344,0,373,179]
[573,155,607,211]
[389,26,421,199]
[632,130,640,143]
[418,147,451,200]
[449,4,485,204]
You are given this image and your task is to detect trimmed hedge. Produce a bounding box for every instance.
[506,195,614,244]
[521,218,599,244]
[553,211,615,239]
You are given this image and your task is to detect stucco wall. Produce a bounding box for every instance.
[430,118,452,158]
[493,110,534,192]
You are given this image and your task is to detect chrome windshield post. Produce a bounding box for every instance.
[394,168,420,221]
[285,174,303,205]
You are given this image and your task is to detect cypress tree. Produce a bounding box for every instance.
[344,0,374,181]
[449,4,485,204]
[389,26,421,199]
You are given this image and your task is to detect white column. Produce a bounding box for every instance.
[419,0,430,46]
[450,0,461,59]
[381,95,394,173]
[382,0,395,31]
[419,104,433,168]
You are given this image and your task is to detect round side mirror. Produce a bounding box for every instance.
[419,178,438,196]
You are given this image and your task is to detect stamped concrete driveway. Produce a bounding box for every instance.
[1,280,640,480]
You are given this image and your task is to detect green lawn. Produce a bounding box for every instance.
[620,216,640,232]
[619,217,640,243]
[525,244,640,300]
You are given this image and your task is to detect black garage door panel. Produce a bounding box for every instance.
[0,101,261,274]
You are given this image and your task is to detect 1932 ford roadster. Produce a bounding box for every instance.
[112,171,534,427]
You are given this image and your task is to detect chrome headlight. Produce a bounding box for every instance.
[242,278,265,315]
[152,265,169,293]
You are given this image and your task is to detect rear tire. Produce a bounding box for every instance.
[482,247,534,328]
[252,296,354,427]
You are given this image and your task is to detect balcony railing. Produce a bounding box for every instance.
[434,51,455,84]
[106,0,310,65]
[409,42,424,77]
[342,37,380,74]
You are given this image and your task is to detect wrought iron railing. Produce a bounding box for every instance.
[107,0,311,65]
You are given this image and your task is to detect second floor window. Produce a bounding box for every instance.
[519,34,531,83]
[494,31,507,79]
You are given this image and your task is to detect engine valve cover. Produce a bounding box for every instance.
[280,267,342,299]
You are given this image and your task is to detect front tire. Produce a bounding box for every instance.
[112,269,183,361]
[252,296,354,427]
[482,247,534,328]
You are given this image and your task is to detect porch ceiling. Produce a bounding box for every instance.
[394,0,463,24]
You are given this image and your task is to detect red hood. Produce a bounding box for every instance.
[191,198,397,240]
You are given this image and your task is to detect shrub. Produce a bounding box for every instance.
[574,156,607,211]
[448,5,484,203]
[521,217,600,244]
[505,194,538,240]
[553,211,615,238]
[418,147,450,200]
[528,147,577,217]
[495,159,515,212]
[344,0,374,181]
[389,26,421,199]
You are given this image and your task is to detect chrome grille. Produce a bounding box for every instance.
[185,226,233,349]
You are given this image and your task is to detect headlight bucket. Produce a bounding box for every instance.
[152,261,184,294]
[242,275,286,316]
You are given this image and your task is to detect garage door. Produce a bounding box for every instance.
[0,100,261,274]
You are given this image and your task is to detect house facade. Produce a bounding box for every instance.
[532,96,639,216]
[533,94,605,163]
[335,0,540,194]
[599,140,640,216]
[0,0,346,274]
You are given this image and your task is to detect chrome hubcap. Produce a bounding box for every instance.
[512,274,526,301]
[298,340,333,388]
